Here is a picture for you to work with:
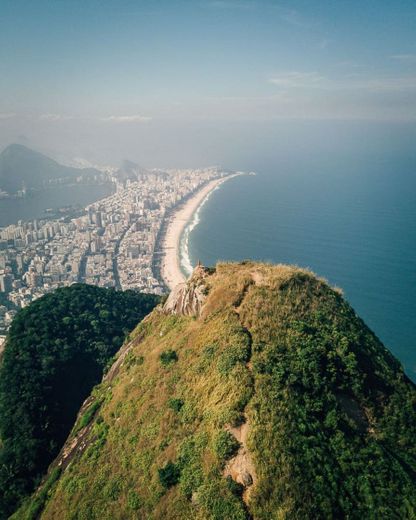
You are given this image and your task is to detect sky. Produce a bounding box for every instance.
[1,0,416,166]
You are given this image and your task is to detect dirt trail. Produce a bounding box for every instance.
[225,274,258,504]
[224,418,257,502]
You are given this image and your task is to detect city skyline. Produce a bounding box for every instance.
[0,165,231,333]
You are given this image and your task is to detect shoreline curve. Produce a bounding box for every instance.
[160,173,242,291]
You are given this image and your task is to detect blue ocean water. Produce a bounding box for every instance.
[187,153,416,379]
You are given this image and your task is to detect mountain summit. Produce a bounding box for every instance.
[15,262,416,519]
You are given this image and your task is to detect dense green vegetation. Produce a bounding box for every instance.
[12,263,416,519]
[0,284,159,518]
[160,349,178,366]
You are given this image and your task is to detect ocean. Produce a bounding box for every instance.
[184,152,416,380]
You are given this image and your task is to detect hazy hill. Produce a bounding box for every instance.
[13,263,416,519]
[0,144,102,194]
[0,285,160,519]
[113,159,165,183]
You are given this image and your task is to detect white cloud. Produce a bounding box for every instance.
[269,72,416,93]
[39,113,74,121]
[0,113,16,120]
[269,72,325,89]
[205,1,255,9]
[391,54,416,63]
[100,115,152,123]
[350,75,416,92]
[38,113,152,123]
[188,71,415,121]
[205,2,315,28]
[202,87,416,122]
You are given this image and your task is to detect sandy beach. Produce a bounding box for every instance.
[160,174,240,290]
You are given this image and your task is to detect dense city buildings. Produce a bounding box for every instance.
[0,166,228,332]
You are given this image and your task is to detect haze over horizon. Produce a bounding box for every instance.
[1,0,416,167]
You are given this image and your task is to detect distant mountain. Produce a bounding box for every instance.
[0,144,103,194]
[113,159,151,183]
[114,159,170,184]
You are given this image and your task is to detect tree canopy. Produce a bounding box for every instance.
[0,284,159,518]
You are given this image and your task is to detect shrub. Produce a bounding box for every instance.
[177,433,207,497]
[168,398,184,412]
[217,343,250,376]
[196,344,218,373]
[103,476,123,500]
[76,400,101,431]
[179,401,199,424]
[226,475,244,497]
[24,467,61,520]
[213,431,240,462]
[198,480,248,520]
[179,463,204,498]
[124,352,144,369]
[127,489,141,511]
[158,461,181,489]
[160,349,178,366]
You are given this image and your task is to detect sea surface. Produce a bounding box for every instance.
[0,184,114,227]
[185,153,416,380]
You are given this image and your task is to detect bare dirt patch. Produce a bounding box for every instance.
[224,417,257,503]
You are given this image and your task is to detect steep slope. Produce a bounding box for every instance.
[15,262,416,519]
[0,144,101,194]
[0,285,160,518]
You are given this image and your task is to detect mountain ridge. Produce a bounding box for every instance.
[13,262,416,519]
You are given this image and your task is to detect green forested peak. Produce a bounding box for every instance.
[13,263,416,519]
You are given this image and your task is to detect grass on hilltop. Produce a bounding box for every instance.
[13,262,416,520]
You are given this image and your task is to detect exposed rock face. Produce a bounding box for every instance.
[162,264,211,316]
[224,419,256,502]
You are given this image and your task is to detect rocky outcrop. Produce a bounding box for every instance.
[224,418,256,502]
[162,264,211,316]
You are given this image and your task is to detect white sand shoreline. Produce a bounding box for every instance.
[160,173,242,291]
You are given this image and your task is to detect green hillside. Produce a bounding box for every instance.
[0,284,160,518]
[0,144,101,194]
[13,263,416,519]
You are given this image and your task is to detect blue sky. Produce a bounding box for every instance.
[0,0,416,164]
